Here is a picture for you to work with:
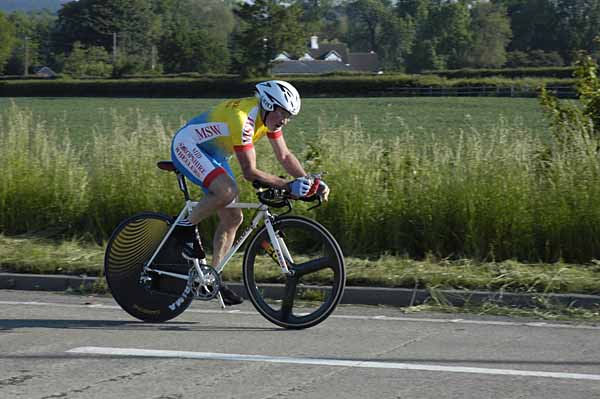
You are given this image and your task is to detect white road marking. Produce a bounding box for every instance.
[67,346,600,382]
[1,300,600,330]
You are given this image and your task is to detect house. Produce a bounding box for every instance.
[33,66,57,78]
[272,36,381,75]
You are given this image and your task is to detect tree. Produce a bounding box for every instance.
[63,42,112,77]
[345,0,391,52]
[344,0,416,71]
[405,1,472,70]
[495,0,600,63]
[301,0,350,43]
[55,0,159,73]
[395,0,429,21]
[0,11,16,73]
[154,0,233,73]
[494,0,560,53]
[158,24,229,73]
[429,1,472,69]
[5,11,56,75]
[407,39,444,71]
[187,0,235,43]
[232,0,306,77]
[376,11,415,71]
[0,11,16,74]
[466,2,512,68]
[554,0,600,61]
[297,0,336,35]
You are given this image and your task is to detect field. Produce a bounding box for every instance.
[0,96,550,148]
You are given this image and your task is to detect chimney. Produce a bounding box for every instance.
[310,36,319,50]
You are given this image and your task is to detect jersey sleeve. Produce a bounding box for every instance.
[230,107,259,153]
[267,130,283,139]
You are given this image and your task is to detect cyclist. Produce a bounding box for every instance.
[171,80,329,305]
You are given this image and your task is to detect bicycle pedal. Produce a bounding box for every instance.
[182,242,206,261]
[139,274,153,288]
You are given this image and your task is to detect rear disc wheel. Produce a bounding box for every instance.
[104,212,194,322]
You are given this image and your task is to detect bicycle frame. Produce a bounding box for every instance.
[142,199,294,282]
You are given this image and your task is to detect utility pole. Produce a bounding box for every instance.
[151,45,157,71]
[24,36,29,76]
[112,32,117,64]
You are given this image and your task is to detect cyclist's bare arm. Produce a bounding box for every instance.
[268,134,306,178]
[235,146,291,188]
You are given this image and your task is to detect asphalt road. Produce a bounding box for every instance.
[1,290,599,399]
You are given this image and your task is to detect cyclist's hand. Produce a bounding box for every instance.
[316,180,329,201]
[288,176,313,198]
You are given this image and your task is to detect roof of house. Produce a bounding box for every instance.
[271,60,353,75]
[308,43,350,64]
[272,38,382,75]
[33,66,57,75]
[348,52,381,72]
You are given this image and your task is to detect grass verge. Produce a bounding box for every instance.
[2,234,599,295]
[3,234,598,321]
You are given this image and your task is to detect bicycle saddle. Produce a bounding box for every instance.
[157,160,178,172]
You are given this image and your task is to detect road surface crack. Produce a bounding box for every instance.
[0,374,35,387]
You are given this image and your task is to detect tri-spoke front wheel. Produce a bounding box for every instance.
[243,216,346,329]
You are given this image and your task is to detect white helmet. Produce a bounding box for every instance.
[255,80,301,116]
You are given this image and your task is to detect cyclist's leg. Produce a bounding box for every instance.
[171,130,239,225]
[202,159,244,304]
[200,157,244,305]
[213,206,243,267]
[172,139,243,304]
[187,174,238,224]
[212,204,245,305]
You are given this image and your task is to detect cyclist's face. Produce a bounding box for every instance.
[265,106,293,131]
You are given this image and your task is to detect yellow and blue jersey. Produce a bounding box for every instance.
[171,97,282,190]
[182,97,281,159]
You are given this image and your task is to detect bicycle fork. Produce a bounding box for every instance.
[263,217,295,275]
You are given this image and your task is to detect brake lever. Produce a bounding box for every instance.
[306,195,322,211]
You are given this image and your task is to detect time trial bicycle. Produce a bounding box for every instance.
[104,161,346,329]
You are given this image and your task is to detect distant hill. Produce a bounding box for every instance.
[0,0,72,13]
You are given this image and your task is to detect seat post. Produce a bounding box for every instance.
[176,172,191,201]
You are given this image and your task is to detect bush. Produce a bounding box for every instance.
[506,50,565,68]
[540,54,600,140]
[423,66,573,79]
[63,42,112,78]
[0,74,575,98]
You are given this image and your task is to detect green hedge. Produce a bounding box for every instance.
[422,67,576,79]
[0,75,576,98]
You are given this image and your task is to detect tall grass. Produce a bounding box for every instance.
[303,116,600,263]
[84,109,181,237]
[2,103,600,263]
[0,104,88,235]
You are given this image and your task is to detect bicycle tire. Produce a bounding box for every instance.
[104,212,194,322]
[242,216,345,329]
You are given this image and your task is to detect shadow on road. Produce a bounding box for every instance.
[0,319,280,332]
